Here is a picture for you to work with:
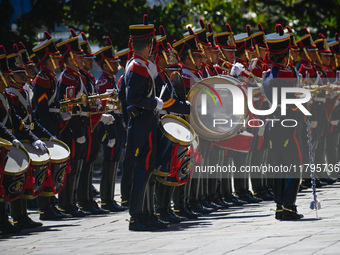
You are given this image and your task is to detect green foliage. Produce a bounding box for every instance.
[1,0,340,53]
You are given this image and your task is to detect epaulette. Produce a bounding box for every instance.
[7,93,20,106]
[130,62,149,78]
[34,72,51,88]
[277,68,294,79]
[299,64,315,77]
[61,71,78,87]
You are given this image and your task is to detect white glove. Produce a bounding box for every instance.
[32,139,47,153]
[148,60,159,79]
[12,139,23,149]
[155,97,164,110]
[61,112,72,121]
[100,114,115,125]
[230,62,245,77]
[76,136,86,144]
[49,136,57,141]
[185,100,191,106]
[107,138,116,148]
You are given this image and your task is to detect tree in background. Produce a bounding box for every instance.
[1,0,340,52]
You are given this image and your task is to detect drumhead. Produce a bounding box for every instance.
[43,139,70,163]
[0,138,12,150]
[187,76,248,141]
[160,115,195,146]
[4,146,30,175]
[22,142,50,165]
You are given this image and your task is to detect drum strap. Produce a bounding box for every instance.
[182,68,202,83]
[7,88,31,124]
[0,93,10,126]
[125,58,155,99]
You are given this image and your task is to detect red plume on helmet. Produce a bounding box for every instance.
[70,28,77,37]
[44,31,52,40]
[286,25,293,33]
[277,24,284,36]
[143,14,149,25]
[225,23,232,33]
[208,23,213,33]
[318,33,325,39]
[336,32,339,41]
[159,25,166,37]
[81,32,88,41]
[188,26,195,36]
[246,25,251,36]
[275,24,279,33]
[13,44,19,53]
[303,27,310,34]
[258,23,264,32]
[18,42,26,50]
[106,36,113,46]
[199,18,206,29]
[0,45,6,55]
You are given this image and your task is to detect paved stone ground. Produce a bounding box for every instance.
[1,179,340,255]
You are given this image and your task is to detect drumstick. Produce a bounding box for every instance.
[159,83,167,100]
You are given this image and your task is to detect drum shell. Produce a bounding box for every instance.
[42,139,70,195]
[1,145,30,202]
[21,142,50,199]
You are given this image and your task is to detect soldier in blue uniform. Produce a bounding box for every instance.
[263,25,303,220]
[77,32,112,215]
[56,29,90,217]
[153,25,191,224]
[32,32,73,220]
[94,37,126,212]
[125,14,164,231]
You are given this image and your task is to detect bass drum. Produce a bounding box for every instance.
[2,144,30,202]
[187,76,248,141]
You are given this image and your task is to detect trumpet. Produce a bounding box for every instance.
[87,90,122,114]
[60,93,87,116]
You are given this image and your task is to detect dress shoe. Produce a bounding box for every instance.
[147,214,170,229]
[120,200,129,208]
[158,209,181,224]
[79,205,110,215]
[174,207,199,219]
[0,221,21,235]
[101,200,127,212]
[213,198,230,209]
[168,209,188,221]
[129,217,157,231]
[61,206,88,217]
[225,194,248,206]
[13,215,42,229]
[281,205,304,220]
[201,200,218,211]
[275,204,283,220]
[190,202,214,214]
[254,189,274,201]
[39,207,72,220]
[238,190,263,203]
[320,178,337,185]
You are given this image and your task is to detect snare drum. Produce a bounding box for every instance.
[21,141,50,199]
[2,145,30,201]
[42,139,70,195]
[154,115,196,186]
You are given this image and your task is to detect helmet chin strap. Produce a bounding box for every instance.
[188,49,198,70]
[10,75,25,86]
[69,51,79,69]
[49,55,57,70]
[0,72,8,88]
[104,59,114,73]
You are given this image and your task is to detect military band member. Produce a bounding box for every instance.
[125,14,164,231]
[56,29,90,217]
[94,36,126,212]
[263,24,303,220]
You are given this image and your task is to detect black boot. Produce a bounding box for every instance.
[275,204,283,220]
[0,202,21,235]
[38,196,72,220]
[282,205,304,220]
[10,199,42,229]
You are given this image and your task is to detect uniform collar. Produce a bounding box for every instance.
[65,66,80,77]
[133,53,149,67]
[272,63,289,70]
[182,64,200,75]
[41,65,56,79]
[102,71,115,80]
